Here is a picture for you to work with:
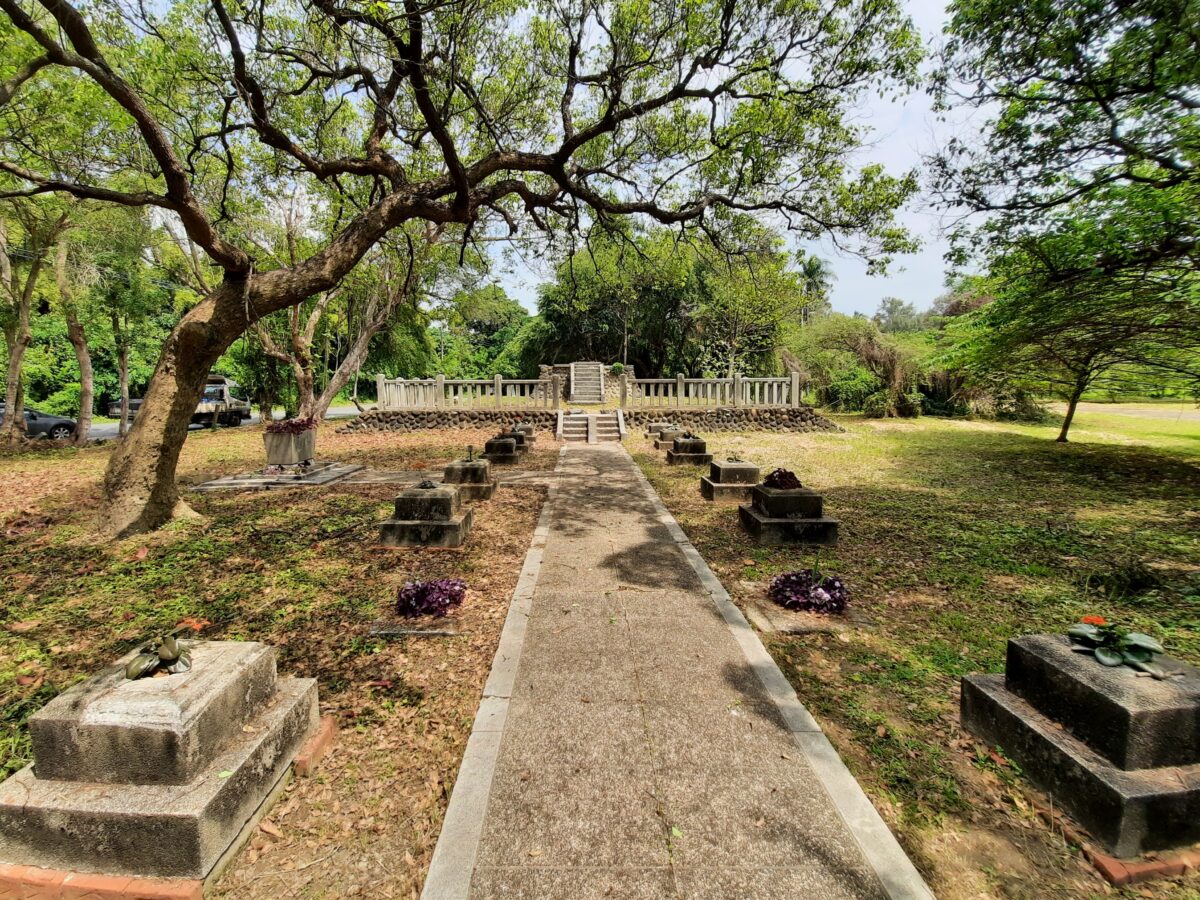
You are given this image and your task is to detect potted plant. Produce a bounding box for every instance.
[263,417,317,466]
[1068,615,1167,678]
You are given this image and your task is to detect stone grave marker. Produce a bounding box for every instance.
[643,421,677,439]
[738,479,838,545]
[380,479,474,547]
[482,434,519,464]
[442,446,497,501]
[666,434,714,466]
[962,634,1200,858]
[653,428,685,450]
[700,458,760,502]
[512,422,537,444]
[0,641,317,881]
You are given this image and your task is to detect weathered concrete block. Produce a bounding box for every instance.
[666,450,713,466]
[392,483,462,521]
[379,509,474,548]
[738,505,839,545]
[1005,635,1200,770]
[30,642,277,786]
[483,437,518,463]
[699,477,753,503]
[961,674,1200,857]
[643,422,676,439]
[442,460,497,501]
[709,460,760,484]
[751,485,824,519]
[0,677,317,879]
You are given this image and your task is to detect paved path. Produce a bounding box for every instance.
[426,444,931,899]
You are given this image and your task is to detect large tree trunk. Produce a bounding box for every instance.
[311,323,379,421]
[101,281,246,535]
[66,311,93,444]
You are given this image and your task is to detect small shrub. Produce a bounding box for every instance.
[265,417,316,434]
[609,362,625,375]
[763,468,802,489]
[769,570,848,614]
[395,579,467,618]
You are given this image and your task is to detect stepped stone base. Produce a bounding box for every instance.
[699,476,752,502]
[961,674,1200,857]
[666,450,713,466]
[30,642,277,786]
[0,678,318,880]
[379,509,474,547]
[445,480,496,501]
[738,505,839,545]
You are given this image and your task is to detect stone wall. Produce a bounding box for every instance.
[338,405,839,434]
[536,363,635,403]
[339,409,560,434]
[624,407,839,433]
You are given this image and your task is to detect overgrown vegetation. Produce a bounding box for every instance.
[636,405,1200,898]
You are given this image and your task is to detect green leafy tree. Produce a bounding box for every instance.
[1,0,922,533]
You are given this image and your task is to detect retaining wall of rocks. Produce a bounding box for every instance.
[339,409,560,434]
[624,407,839,433]
[338,406,839,434]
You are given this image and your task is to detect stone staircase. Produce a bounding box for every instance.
[557,411,624,443]
[569,362,605,403]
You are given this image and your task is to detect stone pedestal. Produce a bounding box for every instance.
[962,635,1200,857]
[442,458,497,501]
[666,436,713,466]
[653,429,685,450]
[700,460,760,502]
[738,484,838,545]
[513,423,537,444]
[644,421,677,439]
[503,430,530,454]
[482,436,519,464]
[380,482,473,547]
[0,642,317,880]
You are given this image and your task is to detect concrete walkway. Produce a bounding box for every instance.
[425,444,932,899]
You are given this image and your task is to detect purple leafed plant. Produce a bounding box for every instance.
[763,467,803,489]
[768,570,848,614]
[265,416,316,434]
[395,579,467,618]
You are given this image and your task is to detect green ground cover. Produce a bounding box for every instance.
[635,405,1200,899]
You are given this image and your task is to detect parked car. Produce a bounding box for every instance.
[107,397,143,419]
[0,403,77,440]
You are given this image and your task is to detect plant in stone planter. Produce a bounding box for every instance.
[763,467,803,489]
[263,417,317,466]
[768,568,848,614]
[395,579,467,618]
[1068,616,1166,678]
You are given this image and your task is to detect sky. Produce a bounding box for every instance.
[494,0,963,319]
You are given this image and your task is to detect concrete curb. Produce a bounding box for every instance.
[420,447,566,900]
[626,448,936,900]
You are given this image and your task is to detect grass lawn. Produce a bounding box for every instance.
[634,405,1200,900]
[0,422,557,898]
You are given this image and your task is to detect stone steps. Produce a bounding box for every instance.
[569,362,606,403]
[559,412,622,443]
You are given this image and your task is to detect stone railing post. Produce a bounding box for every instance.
[732,373,742,407]
[375,374,386,409]
[619,373,628,407]
[494,374,503,409]
[676,373,684,408]
[790,371,801,407]
[434,374,445,408]
[551,375,561,409]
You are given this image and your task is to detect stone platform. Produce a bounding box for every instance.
[666,436,713,466]
[0,642,317,881]
[191,460,363,492]
[700,459,759,502]
[441,457,497,502]
[738,485,838,545]
[379,482,473,547]
[962,635,1200,857]
[482,436,518,464]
